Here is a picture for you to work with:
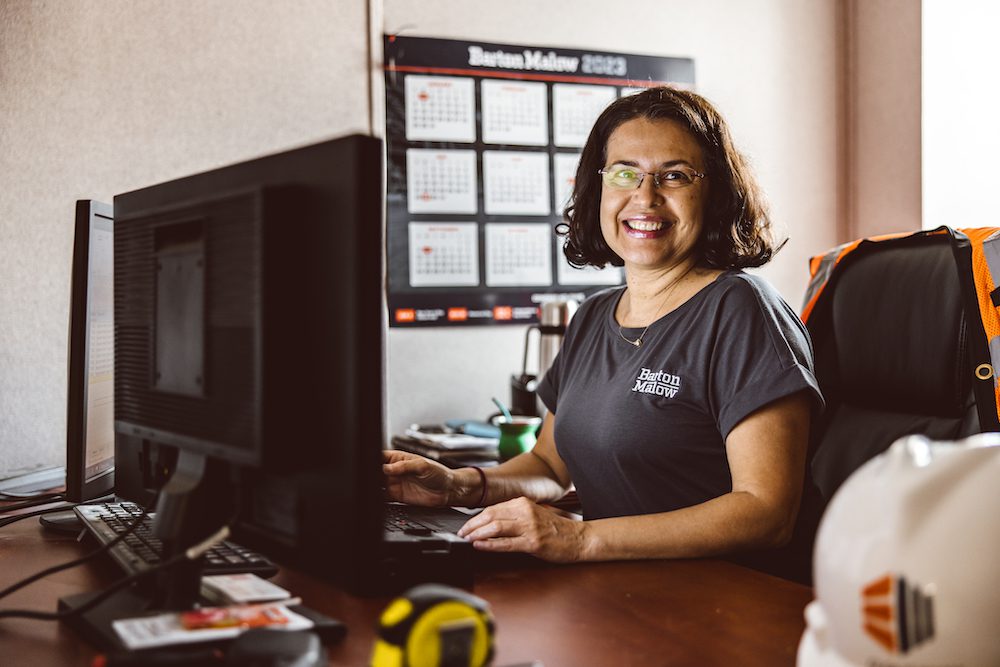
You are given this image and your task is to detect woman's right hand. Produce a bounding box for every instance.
[382,450,463,507]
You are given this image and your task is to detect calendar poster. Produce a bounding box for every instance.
[409,222,480,287]
[557,254,624,286]
[385,35,695,326]
[481,80,548,146]
[406,148,478,214]
[553,84,618,148]
[404,75,476,143]
[553,152,581,213]
[483,151,551,216]
[620,86,648,98]
[485,223,552,287]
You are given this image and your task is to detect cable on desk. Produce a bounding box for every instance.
[0,494,114,528]
[0,504,76,529]
[0,494,66,513]
[0,524,231,622]
[0,496,158,602]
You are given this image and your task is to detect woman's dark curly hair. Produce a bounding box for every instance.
[560,86,783,270]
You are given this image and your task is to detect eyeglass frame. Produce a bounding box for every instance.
[597,164,706,190]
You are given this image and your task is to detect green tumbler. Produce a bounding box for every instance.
[497,416,542,461]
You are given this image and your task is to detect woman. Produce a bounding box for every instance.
[383,87,822,572]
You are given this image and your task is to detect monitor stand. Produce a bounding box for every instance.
[40,491,115,534]
[57,450,232,650]
[56,451,345,652]
[39,510,84,534]
[58,586,157,650]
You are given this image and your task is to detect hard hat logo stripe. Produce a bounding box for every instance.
[863,621,896,653]
[862,573,935,655]
[862,574,892,597]
[861,603,892,621]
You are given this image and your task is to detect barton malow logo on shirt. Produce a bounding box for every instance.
[631,367,682,398]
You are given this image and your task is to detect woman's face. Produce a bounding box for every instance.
[598,117,708,274]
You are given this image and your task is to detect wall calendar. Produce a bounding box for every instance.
[384,35,695,327]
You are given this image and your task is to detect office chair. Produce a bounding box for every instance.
[735,230,990,586]
[803,231,991,508]
[735,228,1000,585]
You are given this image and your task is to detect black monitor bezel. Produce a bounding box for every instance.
[110,136,386,591]
[65,199,116,504]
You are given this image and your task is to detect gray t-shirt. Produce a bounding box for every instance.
[536,271,823,521]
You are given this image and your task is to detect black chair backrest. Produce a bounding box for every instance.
[806,235,981,504]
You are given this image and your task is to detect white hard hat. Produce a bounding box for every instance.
[798,432,1000,666]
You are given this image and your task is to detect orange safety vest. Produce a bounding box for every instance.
[801,226,1000,430]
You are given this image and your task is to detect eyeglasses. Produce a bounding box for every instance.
[598,164,705,190]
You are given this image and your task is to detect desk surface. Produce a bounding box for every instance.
[0,513,813,666]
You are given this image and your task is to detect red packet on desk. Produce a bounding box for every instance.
[180,602,292,630]
[112,601,311,650]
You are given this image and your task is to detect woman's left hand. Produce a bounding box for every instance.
[456,496,588,563]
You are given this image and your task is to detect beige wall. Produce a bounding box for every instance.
[0,0,370,473]
[2,1,914,474]
[846,0,922,238]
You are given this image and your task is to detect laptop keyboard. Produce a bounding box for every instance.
[384,504,437,535]
[76,502,278,578]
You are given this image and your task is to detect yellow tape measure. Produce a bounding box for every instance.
[371,584,495,667]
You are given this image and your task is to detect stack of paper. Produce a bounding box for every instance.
[391,424,499,468]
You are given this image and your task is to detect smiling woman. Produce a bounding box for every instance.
[564,87,778,272]
[598,117,707,286]
[383,87,824,584]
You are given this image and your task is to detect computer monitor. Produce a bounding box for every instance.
[41,202,117,534]
[111,135,386,601]
[65,200,116,503]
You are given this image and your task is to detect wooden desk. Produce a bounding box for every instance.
[0,516,813,666]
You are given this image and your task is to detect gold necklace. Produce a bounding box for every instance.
[617,271,690,348]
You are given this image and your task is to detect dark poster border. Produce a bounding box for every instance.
[384,35,695,327]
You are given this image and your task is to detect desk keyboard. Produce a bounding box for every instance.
[75,502,278,578]
[384,503,439,535]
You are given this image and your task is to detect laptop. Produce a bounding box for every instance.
[382,502,478,547]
